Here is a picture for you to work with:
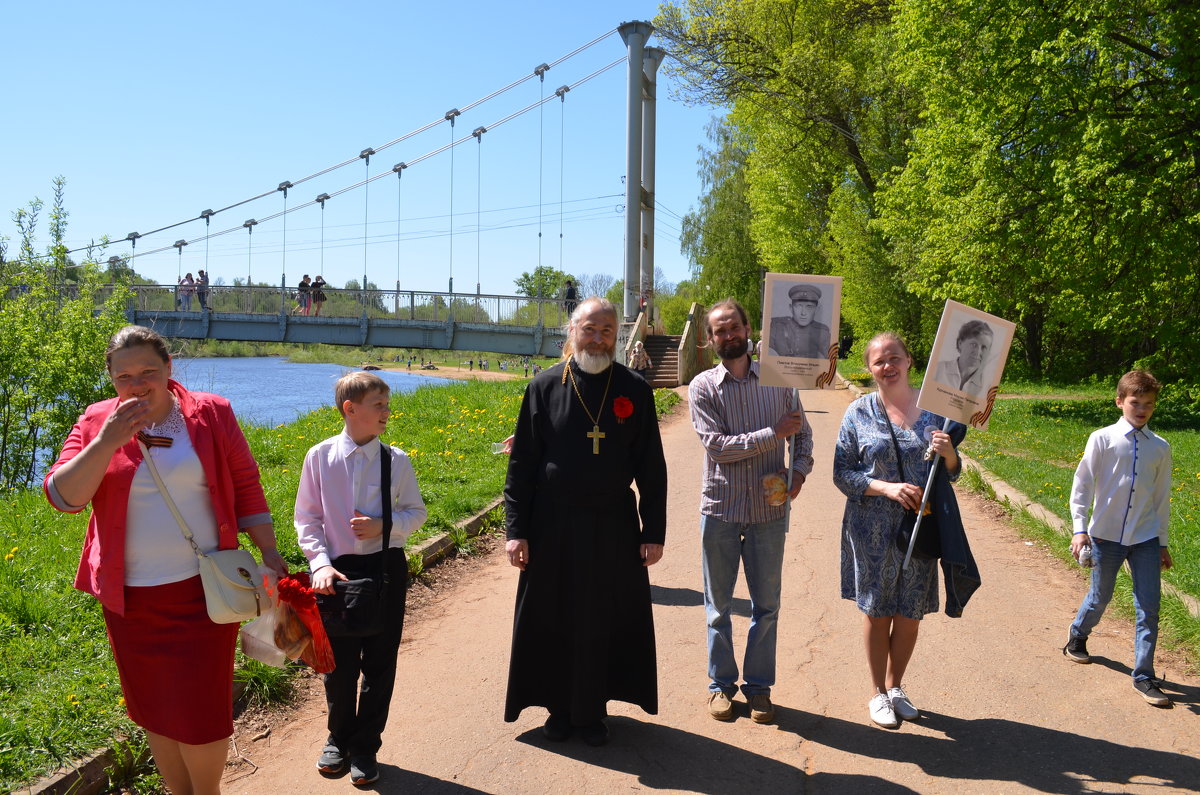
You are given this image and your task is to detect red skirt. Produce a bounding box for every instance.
[103,575,238,745]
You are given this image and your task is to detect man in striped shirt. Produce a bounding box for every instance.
[688,299,814,725]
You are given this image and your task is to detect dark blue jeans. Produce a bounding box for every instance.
[1069,537,1161,682]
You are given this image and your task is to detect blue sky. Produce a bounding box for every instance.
[2,1,720,298]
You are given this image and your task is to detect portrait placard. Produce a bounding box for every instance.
[759,273,842,390]
[917,300,1015,429]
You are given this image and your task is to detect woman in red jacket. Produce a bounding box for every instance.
[45,325,286,795]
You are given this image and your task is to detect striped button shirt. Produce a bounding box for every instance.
[689,358,814,524]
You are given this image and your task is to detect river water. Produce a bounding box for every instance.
[171,357,448,426]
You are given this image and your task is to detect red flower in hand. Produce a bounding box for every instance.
[613,396,634,423]
[277,572,317,608]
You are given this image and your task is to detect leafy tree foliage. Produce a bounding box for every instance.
[679,119,763,326]
[657,0,925,345]
[658,0,1200,397]
[1,182,130,490]
[513,265,576,299]
[882,0,1200,382]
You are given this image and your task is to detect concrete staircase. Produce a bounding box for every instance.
[641,334,681,388]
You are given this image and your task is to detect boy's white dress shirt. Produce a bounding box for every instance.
[1070,418,1171,547]
[295,430,427,572]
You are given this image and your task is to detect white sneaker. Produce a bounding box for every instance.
[869,692,899,728]
[888,686,920,721]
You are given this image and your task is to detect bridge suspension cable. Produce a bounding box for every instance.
[36,28,621,266]
[102,56,627,264]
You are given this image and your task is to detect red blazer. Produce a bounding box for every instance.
[44,380,271,615]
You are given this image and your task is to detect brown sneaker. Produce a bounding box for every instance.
[707,691,734,721]
[749,693,775,724]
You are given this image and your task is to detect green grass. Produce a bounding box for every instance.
[961,472,1200,672]
[0,378,681,790]
[959,396,1200,599]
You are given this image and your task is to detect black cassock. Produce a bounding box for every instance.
[503,359,667,725]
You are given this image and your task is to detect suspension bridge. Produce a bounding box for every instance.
[40,22,686,363]
[122,282,573,357]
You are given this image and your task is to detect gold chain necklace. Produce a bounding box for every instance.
[566,356,613,455]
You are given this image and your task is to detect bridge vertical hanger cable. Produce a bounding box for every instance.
[445,109,461,294]
[534,63,549,272]
[360,149,374,307]
[126,233,140,279]
[316,193,330,280]
[243,219,257,312]
[278,182,293,289]
[556,85,571,274]
[173,240,187,285]
[200,209,214,286]
[393,162,407,306]
[473,126,487,298]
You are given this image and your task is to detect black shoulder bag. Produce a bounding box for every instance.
[317,442,394,637]
[881,400,941,561]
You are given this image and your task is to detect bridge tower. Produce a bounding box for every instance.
[618,21,657,324]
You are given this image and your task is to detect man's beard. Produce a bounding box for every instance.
[575,347,615,374]
[715,336,748,361]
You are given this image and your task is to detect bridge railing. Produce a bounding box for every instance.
[123,284,573,329]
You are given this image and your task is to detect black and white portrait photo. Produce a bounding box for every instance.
[918,300,1016,429]
[759,273,842,390]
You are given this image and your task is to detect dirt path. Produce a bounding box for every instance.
[224,386,1200,794]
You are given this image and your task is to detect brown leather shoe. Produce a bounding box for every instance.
[707,691,734,721]
[749,693,775,724]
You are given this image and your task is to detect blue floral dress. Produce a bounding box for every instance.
[834,393,949,619]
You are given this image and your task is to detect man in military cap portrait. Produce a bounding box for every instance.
[768,283,831,359]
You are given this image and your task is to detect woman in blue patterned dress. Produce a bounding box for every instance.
[834,332,961,729]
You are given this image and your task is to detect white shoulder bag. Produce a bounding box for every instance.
[138,441,267,623]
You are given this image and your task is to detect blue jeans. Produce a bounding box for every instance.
[1070,537,1162,682]
[700,514,786,697]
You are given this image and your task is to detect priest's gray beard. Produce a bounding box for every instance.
[575,349,614,374]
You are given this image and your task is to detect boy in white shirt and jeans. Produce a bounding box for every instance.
[1062,370,1173,706]
[295,372,427,785]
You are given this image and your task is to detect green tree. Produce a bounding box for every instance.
[513,265,575,299]
[883,0,1200,381]
[678,118,762,326]
[657,0,923,341]
[0,182,130,490]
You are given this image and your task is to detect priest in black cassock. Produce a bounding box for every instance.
[503,297,668,747]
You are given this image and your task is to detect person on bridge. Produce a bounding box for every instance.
[292,275,312,315]
[44,325,287,795]
[503,296,667,747]
[563,279,578,316]
[833,332,962,729]
[178,272,196,311]
[196,269,210,310]
[628,340,652,373]
[688,299,813,725]
[311,275,328,316]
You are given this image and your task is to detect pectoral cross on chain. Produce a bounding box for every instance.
[586,424,606,455]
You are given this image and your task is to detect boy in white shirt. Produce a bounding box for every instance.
[1062,370,1173,706]
[295,372,427,785]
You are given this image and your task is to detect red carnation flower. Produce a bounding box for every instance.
[613,396,634,423]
